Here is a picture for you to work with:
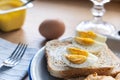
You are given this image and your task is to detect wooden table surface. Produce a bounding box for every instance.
[0,0,120,80]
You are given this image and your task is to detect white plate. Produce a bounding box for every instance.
[28,38,120,80]
[28,47,62,80]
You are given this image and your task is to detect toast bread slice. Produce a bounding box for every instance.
[65,49,120,80]
[45,37,115,78]
[107,48,120,77]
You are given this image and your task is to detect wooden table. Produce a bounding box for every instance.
[0,0,120,80]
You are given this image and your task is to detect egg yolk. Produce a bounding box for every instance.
[66,47,89,64]
[65,54,87,64]
[67,47,88,57]
[75,37,95,45]
[77,31,97,39]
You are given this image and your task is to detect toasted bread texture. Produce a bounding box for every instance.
[115,73,120,80]
[45,37,120,78]
[107,49,120,77]
[66,73,120,80]
[64,45,120,80]
[84,73,115,80]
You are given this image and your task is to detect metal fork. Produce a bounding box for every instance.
[0,43,28,67]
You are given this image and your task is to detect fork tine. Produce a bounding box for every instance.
[10,44,27,66]
[13,44,28,60]
[6,43,24,65]
[10,43,23,59]
[9,42,21,58]
[1,43,28,67]
[18,44,28,60]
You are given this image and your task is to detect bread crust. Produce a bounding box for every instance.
[48,65,112,78]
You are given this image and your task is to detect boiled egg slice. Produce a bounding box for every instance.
[63,48,98,68]
[65,54,87,64]
[67,47,88,57]
[76,31,107,43]
[74,37,95,46]
[73,37,106,54]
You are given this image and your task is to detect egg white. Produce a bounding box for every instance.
[72,39,106,54]
[76,31,107,43]
[62,52,98,68]
[94,33,107,43]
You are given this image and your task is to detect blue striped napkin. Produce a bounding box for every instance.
[0,38,38,80]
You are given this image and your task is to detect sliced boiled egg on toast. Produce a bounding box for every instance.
[73,37,106,54]
[63,47,98,68]
[74,37,95,46]
[65,54,87,64]
[76,31,107,43]
[67,47,88,57]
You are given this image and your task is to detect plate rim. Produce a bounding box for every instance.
[28,47,45,80]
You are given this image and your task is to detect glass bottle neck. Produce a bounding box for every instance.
[92,5,105,17]
[91,4,105,24]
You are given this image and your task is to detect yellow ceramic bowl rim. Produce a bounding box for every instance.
[0,0,33,14]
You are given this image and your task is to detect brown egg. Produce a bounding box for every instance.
[39,19,65,40]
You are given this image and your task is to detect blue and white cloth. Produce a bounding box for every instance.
[0,38,38,80]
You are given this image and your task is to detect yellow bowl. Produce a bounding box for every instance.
[0,0,33,32]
